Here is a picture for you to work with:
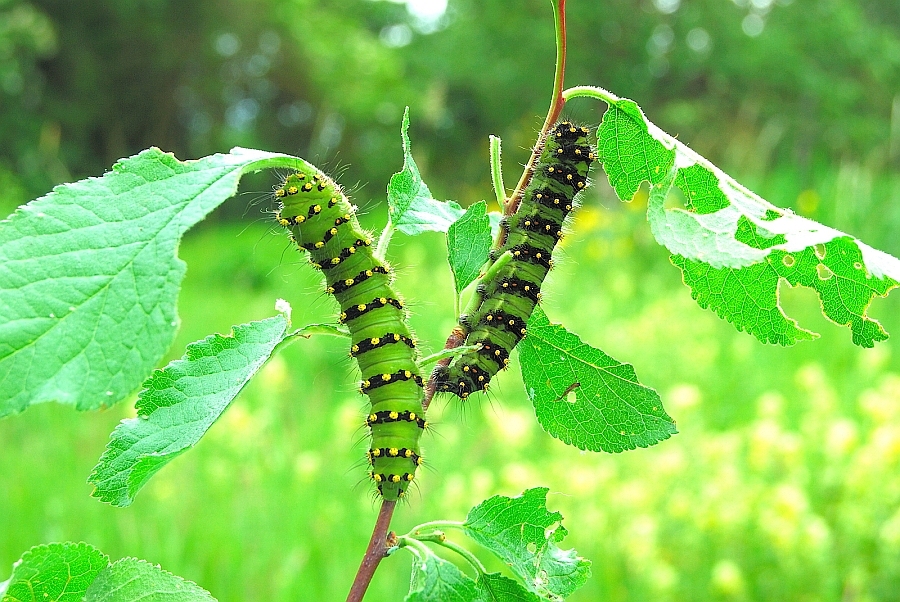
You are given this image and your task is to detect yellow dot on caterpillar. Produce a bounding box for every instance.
[462,365,470,372]
[404,370,412,378]
[345,278,355,286]
[372,448,382,457]
[514,251,521,257]
[391,475,401,483]
[294,216,306,224]
[315,242,324,249]
[502,283,509,288]
[461,392,469,399]
[545,225,551,231]
[327,287,335,293]
[405,474,414,481]
[548,167,555,172]
[575,149,582,155]
[349,247,356,254]
[340,312,347,320]
[344,214,351,220]
[389,411,399,419]
[503,358,510,365]
[478,375,485,381]
[368,413,376,422]
[553,198,560,205]
[565,204,572,210]
[494,350,501,356]
[373,474,382,482]
[388,448,399,457]
[536,253,543,259]
[296,173,306,179]
[365,270,373,276]
[409,412,417,420]
[521,328,527,334]
[279,219,290,227]
[329,198,338,207]
[393,334,400,341]
[556,148,563,154]
[569,126,576,132]
[486,315,494,321]
[302,183,313,192]
[371,337,380,345]
[363,380,371,388]
[275,189,286,197]
[578,182,585,188]
[524,285,531,291]
[331,257,341,265]
[423,421,429,428]
[566,174,573,181]
[382,374,392,382]
[313,205,322,213]
[379,297,387,304]
[330,228,338,236]
[416,457,423,465]
[403,449,413,458]
[357,304,366,312]
[285,186,297,195]
[351,345,360,353]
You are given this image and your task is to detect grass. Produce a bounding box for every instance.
[2,171,899,601]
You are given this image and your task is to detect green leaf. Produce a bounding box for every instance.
[1,542,109,602]
[84,558,215,602]
[447,201,492,294]
[597,96,900,347]
[388,107,465,235]
[88,311,293,506]
[463,488,590,600]
[406,555,481,602]
[475,573,541,602]
[518,306,676,453]
[0,147,299,418]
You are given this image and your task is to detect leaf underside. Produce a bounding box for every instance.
[597,97,900,347]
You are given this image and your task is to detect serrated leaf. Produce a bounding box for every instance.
[463,488,590,599]
[597,95,900,347]
[387,107,466,235]
[88,313,292,507]
[447,201,493,294]
[1,542,109,602]
[519,306,676,453]
[475,573,541,602]
[84,558,215,602]
[0,147,299,417]
[406,555,481,602]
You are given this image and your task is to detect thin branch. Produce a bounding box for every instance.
[346,500,397,602]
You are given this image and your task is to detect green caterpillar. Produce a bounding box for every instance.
[274,167,425,501]
[434,121,595,398]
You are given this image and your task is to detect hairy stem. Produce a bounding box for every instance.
[346,500,397,602]
[489,135,505,205]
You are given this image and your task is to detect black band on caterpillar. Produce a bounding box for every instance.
[351,333,416,357]
[435,121,595,399]
[275,166,425,501]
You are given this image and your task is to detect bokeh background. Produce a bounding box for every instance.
[2,0,900,600]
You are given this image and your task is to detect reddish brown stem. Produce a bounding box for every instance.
[346,500,397,602]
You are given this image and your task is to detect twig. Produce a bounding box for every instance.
[346,500,397,602]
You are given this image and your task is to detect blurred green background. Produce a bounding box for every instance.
[2,0,900,600]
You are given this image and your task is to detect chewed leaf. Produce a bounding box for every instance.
[1,542,109,602]
[597,94,900,347]
[405,554,480,602]
[0,147,299,417]
[89,312,293,507]
[463,488,590,600]
[519,306,676,453]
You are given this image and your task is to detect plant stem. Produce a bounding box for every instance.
[562,85,620,104]
[417,535,488,575]
[374,220,395,262]
[346,500,397,602]
[489,135,505,205]
[503,0,568,220]
[408,519,465,535]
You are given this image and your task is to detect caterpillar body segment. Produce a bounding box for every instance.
[435,122,596,399]
[276,169,424,500]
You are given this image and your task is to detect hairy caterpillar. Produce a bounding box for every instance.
[434,122,595,398]
[274,167,425,500]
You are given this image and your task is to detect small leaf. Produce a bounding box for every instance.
[1,542,109,602]
[406,555,481,602]
[463,488,590,599]
[0,147,299,417]
[597,96,900,347]
[84,558,215,602]
[519,306,676,453]
[88,312,292,506]
[447,201,492,294]
[388,107,466,235]
[475,573,541,602]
